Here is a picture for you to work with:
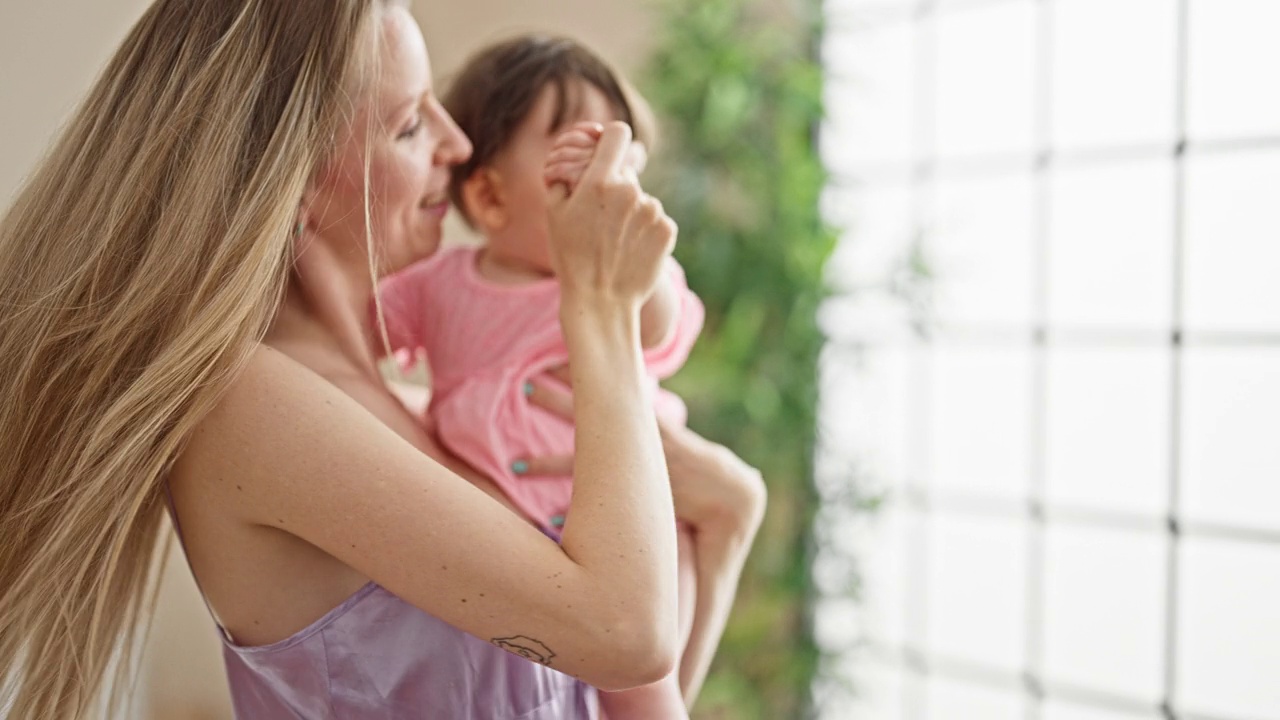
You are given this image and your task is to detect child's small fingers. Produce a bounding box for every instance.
[544,172,584,196]
[544,161,588,181]
[546,146,594,164]
[550,126,603,152]
[545,160,588,181]
[522,378,574,421]
[510,454,575,478]
[551,132,599,150]
[546,365,573,387]
[564,121,605,139]
[546,181,570,203]
[544,161,590,181]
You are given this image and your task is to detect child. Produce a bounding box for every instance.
[377,36,703,719]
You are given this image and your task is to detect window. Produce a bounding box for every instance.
[814,1,1280,718]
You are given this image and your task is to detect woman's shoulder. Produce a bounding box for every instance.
[225,343,322,411]
[172,342,410,520]
[176,345,317,475]
[213,342,436,457]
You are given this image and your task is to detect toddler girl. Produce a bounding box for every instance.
[377,35,703,719]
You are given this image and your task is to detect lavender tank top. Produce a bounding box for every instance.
[166,492,598,719]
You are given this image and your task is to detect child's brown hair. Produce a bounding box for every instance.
[443,34,655,225]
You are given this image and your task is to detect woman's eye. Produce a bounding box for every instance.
[398,119,423,140]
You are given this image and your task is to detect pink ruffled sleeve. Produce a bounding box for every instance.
[374,258,435,366]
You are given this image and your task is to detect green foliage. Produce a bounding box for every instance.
[641,0,835,716]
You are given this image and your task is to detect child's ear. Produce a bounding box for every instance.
[461,168,508,233]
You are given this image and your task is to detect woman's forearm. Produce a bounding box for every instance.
[558,299,681,664]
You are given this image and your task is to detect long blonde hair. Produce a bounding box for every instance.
[0,1,398,717]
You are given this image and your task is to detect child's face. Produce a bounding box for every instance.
[485,80,625,273]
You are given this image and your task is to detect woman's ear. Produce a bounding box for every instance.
[296,181,321,238]
[461,168,508,233]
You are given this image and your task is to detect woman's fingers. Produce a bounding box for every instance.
[579,122,634,186]
[632,194,678,259]
[624,141,648,177]
[550,130,601,152]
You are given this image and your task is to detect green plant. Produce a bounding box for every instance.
[642,0,835,716]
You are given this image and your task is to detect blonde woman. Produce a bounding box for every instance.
[0,1,765,719]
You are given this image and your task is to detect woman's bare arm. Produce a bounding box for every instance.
[181,344,670,691]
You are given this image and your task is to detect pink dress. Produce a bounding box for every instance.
[378,246,704,532]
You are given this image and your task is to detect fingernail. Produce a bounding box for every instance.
[511,460,529,476]
[522,382,534,397]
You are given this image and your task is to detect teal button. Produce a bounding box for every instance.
[550,514,566,528]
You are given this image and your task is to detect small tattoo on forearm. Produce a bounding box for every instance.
[491,635,556,666]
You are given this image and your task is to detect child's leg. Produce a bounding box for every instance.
[597,525,698,720]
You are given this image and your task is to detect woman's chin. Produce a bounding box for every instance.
[381,236,441,275]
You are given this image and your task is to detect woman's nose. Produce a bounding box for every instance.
[431,102,472,167]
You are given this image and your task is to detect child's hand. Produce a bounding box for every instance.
[509,370,575,478]
[545,122,673,307]
[511,366,767,537]
[545,121,647,195]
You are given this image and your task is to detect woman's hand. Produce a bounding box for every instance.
[545,121,648,191]
[545,122,674,314]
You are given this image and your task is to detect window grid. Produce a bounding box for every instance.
[818,0,1280,719]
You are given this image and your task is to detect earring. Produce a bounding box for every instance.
[294,221,304,238]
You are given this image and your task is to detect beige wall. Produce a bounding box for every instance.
[1,2,656,719]
[0,1,150,204]
[0,1,656,204]
[414,0,655,79]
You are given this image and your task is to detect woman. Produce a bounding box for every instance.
[0,1,764,719]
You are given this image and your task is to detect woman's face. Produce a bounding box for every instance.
[306,6,472,276]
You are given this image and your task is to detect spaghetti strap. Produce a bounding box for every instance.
[162,481,235,644]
